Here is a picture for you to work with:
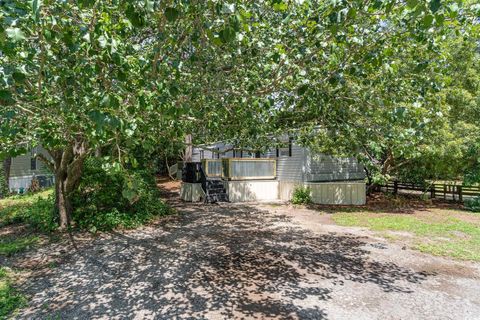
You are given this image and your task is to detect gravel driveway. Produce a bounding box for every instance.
[12,199,480,319]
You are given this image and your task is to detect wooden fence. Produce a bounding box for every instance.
[382,181,480,202]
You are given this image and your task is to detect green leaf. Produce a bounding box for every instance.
[122,188,138,202]
[297,85,308,95]
[145,0,154,12]
[0,90,14,105]
[78,0,95,8]
[12,71,26,83]
[422,14,434,28]
[6,28,26,42]
[165,7,180,22]
[31,0,42,22]
[219,26,236,43]
[406,0,418,9]
[125,5,144,27]
[429,0,441,13]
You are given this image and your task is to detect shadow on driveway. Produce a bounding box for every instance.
[16,202,432,319]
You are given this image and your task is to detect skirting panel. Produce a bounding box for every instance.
[279,181,366,205]
[180,182,204,202]
[225,180,279,202]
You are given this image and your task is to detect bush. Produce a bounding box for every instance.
[71,158,171,232]
[291,186,312,205]
[465,196,480,212]
[22,195,58,232]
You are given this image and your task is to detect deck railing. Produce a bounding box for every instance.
[202,159,223,177]
[221,158,276,180]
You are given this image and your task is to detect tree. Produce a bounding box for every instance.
[1,0,478,228]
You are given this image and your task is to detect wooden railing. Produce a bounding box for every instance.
[382,181,480,202]
[221,158,276,180]
[202,159,223,178]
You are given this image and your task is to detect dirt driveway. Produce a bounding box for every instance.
[11,197,480,319]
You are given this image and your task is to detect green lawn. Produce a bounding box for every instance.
[0,190,53,227]
[332,209,480,261]
[0,268,26,318]
[0,235,40,256]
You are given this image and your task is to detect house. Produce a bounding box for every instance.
[1,146,54,193]
[181,138,366,205]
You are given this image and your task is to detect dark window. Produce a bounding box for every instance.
[31,157,37,170]
[240,150,243,158]
[276,148,279,157]
[255,151,261,158]
[288,137,293,157]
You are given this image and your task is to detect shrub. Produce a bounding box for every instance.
[71,158,171,232]
[465,196,480,212]
[291,186,312,205]
[22,195,58,232]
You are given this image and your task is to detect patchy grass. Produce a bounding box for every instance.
[0,190,53,227]
[0,267,26,318]
[0,235,40,256]
[332,209,480,261]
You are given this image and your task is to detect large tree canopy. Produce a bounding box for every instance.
[1,0,479,226]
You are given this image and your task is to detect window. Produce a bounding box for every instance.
[277,138,293,157]
[30,147,37,170]
[31,157,37,170]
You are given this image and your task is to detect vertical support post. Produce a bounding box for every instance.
[184,134,193,162]
[444,184,447,200]
[458,186,463,203]
[393,181,398,195]
[430,184,435,199]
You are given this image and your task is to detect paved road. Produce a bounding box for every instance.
[14,201,480,319]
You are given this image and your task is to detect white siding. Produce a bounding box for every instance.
[305,151,365,182]
[9,146,52,178]
[276,144,305,182]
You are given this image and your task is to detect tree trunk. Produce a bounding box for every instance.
[184,134,193,162]
[48,139,89,229]
[55,175,72,229]
[3,157,11,190]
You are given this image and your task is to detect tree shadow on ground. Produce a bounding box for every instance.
[16,202,433,319]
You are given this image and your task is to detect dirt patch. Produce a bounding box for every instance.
[0,223,29,237]
[156,176,181,199]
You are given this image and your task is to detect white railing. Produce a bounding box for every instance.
[222,158,276,180]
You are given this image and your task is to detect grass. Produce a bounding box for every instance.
[0,236,40,256]
[332,209,480,261]
[0,267,26,318]
[0,190,53,227]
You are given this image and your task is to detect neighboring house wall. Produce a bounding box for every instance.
[7,146,54,192]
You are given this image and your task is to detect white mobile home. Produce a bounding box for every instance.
[183,140,366,205]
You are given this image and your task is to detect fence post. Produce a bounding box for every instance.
[430,184,435,199]
[443,184,447,200]
[458,186,463,202]
[393,181,398,195]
